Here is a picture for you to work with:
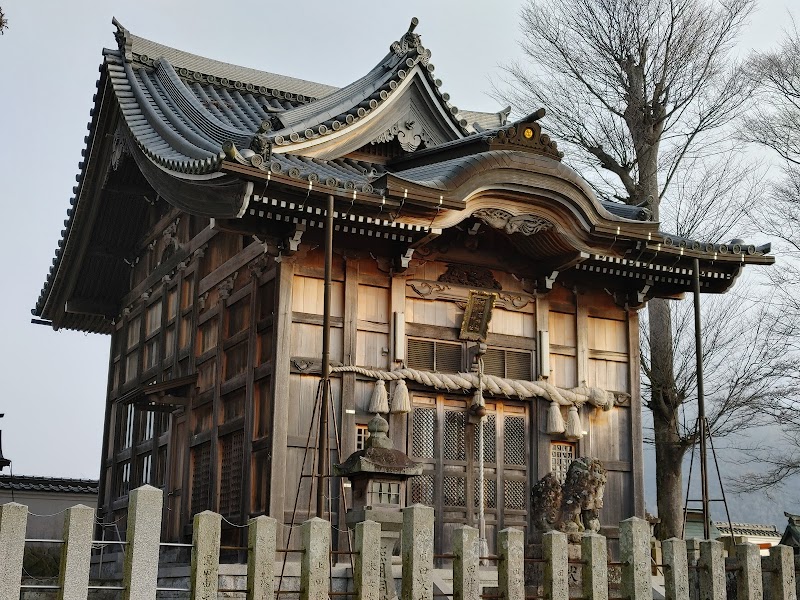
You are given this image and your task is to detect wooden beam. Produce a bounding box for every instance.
[65,298,118,317]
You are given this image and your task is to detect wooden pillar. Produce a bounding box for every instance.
[339,257,359,550]
[628,309,645,516]
[535,291,551,480]
[389,273,407,448]
[269,258,295,526]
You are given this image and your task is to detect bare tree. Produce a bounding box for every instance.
[0,7,7,35]
[499,0,757,538]
[729,21,800,492]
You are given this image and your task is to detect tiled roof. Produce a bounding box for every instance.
[0,475,99,495]
[107,18,484,177]
[117,21,338,101]
[715,521,782,538]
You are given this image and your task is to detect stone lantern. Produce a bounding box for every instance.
[334,414,423,600]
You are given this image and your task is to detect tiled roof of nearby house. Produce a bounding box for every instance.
[715,522,782,538]
[0,475,99,495]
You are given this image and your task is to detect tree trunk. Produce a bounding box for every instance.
[648,297,685,539]
[653,404,685,539]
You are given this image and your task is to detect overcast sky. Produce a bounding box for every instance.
[0,0,797,522]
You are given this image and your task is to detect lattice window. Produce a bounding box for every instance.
[504,480,526,510]
[219,431,244,517]
[443,410,466,461]
[412,407,436,458]
[443,476,466,507]
[503,416,526,465]
[473,413,496,463]
[410,474,435,506]
[474,477,497,510]
[550,442,575,484]
[191,442,212,516]
[116,461,131,498]
[355,424,370,451]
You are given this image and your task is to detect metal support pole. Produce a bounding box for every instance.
[317,194,334,519]
[692,258,711,539]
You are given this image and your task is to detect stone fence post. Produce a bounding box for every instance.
[300,517,330,600]
[765,545,796,600]
[735,543,763,600]
[401,504,434,600]
[248,515,277,600]
[453,526,479,600]
[123,485,163,600]
[498,528,524,600]
[699,540,725,600]
[0,502,27,600]
[662,538,689,600]
[354,520,380,600]
[621,517,651,600]
[58,504,94,600]
[582,533,608,600]
[543,530,568,600]
[191,510,221,600]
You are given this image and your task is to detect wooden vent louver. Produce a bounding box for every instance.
[407,339,463,373]
[483,348,532,380]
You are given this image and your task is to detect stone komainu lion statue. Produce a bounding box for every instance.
[530,457,607,543]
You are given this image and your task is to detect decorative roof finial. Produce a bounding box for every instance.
[111,17,133,62]
[391,17,426,58]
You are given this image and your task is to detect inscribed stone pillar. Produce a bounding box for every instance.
[543,530,568,600]
[123,485,163,600]
[453,526,480,600]
[582,533,608,600]
[699,540,725,600]
[401,504,434,600]
[662,538,689,600]
[766,545,796,600]
[190,510,221,600]
[735,543,763,600]
[300,517,330,600]
[621,517,652,600]
[0,502,27,600]
[248,515,277,600]
[498,528,525,600]
[354,520,381,600]
[58,504,94,600]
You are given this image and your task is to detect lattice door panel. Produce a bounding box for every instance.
[410,395,529,556]
[219,430,244,517]
[191,442,212,516]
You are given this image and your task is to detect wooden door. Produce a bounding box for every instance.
[408,394,530,555]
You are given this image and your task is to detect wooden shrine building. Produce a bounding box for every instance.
[33,19,772,553]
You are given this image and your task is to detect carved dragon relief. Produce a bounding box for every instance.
[473,208,554,236]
